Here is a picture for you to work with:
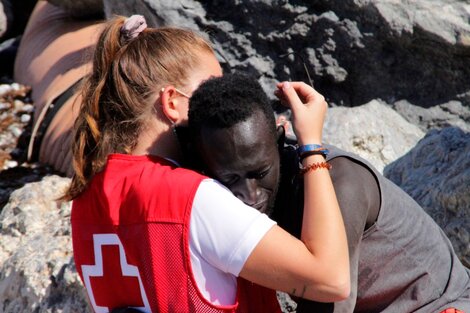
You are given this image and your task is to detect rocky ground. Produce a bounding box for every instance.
[0,78,90,312]
[0,78,59,212]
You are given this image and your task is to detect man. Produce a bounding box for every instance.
[185,73,470,313]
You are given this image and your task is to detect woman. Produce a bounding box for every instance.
[64,15,350,312]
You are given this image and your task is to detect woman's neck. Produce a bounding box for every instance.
[132,118,183,163]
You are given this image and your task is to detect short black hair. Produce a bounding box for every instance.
[188,73,276,139]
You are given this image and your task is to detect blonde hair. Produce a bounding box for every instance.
[64,16,214,200]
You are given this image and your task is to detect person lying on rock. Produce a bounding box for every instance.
[14,0,105,175]
[185,73,470,313]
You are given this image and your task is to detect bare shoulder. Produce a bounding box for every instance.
[329,156,377,192]
[328,156,380,229]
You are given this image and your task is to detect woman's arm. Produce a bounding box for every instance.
[297,156,381,310]
[239,82,350,302]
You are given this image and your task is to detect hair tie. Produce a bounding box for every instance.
[120,15,147,45]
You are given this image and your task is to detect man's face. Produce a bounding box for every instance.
[197,110,280,215]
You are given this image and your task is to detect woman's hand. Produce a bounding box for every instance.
[274,81,327,146]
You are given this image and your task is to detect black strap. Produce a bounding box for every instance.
[30,78,83,161]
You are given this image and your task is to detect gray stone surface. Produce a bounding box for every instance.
[0,176,90,313]
[103,0,470,110]
[385,127,470,267]
[394,100,470,133]
[323,100,425,173]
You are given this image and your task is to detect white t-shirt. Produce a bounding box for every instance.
[189,179,276,305]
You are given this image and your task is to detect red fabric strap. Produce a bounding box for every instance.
[440,308,465,313]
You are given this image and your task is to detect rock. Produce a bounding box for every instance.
[103,0,204,29]
[384,127,470,267]
[393,100,470,133]
[0,81,32,170]
[277,292,297,312]
[103,0,470,109]
[46,0,104,19]
[0,175,90,313]
[0,0,36,40]
[323,100,425,173]
[0,1,8,39]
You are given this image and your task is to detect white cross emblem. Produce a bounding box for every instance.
[82,233,151,313]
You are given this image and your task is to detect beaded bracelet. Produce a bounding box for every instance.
[299,161,332,175]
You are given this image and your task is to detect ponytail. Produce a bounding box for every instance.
[63,16,214,200]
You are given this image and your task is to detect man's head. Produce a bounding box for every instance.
[188,73,282,215]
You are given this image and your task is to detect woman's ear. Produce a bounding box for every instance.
[159,86,181,124]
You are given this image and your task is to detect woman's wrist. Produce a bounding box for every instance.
[297,138,322,146]
[300,153,326,165]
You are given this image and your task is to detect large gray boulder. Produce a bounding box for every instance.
[103,0,470,110]
[384,127,470,268]
[393,100,470,133]
[323,100,425,173]
[0,175,90,313]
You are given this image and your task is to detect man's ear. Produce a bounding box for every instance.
[159,86,181,124]
[276,125,285,143]
[276,125,286,152]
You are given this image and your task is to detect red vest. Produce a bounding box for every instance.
[72,154,249,312]
[237,279,282,313]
